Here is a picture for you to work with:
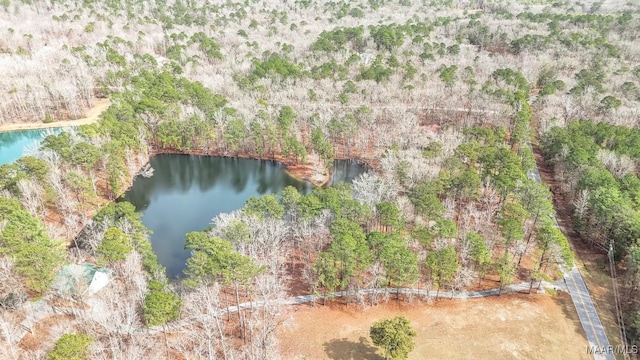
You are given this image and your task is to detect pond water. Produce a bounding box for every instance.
[327,159,369,185]
[121,155,367,279]
[0,128,65,166]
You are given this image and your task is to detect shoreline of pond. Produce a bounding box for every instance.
[1,127,374,269]
[148,148,374,187]
[1,130,374,188]
[0,98,110,134]
[119,154,369,278]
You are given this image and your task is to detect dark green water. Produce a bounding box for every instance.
[122,154,366,279]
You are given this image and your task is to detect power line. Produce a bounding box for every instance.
[609,240,630,360]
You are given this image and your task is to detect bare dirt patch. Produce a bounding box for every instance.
[277,293,590,360]
[0,98,110,133]
[19,314,75,353]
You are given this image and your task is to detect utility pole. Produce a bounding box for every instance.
[608,239,630,360]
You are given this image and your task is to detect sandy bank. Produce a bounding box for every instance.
[0,98,110,133]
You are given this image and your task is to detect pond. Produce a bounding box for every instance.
[0,128,65,166]
[121,155,367,279]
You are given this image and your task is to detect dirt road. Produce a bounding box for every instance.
[0,98,110,133]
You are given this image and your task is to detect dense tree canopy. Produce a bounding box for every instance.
[2,0,638,356]
[0,197,65,294]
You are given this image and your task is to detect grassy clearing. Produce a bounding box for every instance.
[278,293,590,360]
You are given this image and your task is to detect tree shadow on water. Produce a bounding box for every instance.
[323,336,384,360]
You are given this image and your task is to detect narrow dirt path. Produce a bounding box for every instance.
[0,98,110,133]
[17,280,556,340]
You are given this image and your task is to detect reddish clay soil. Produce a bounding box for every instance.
[151,129,382,187]
[19,314,75,353]
[532,145,607,256]
[532,144,623,351]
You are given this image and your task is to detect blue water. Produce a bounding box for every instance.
[121,155,314,279]
[0,126,370,280]
[0,128,66,166]
[122,155,367,279]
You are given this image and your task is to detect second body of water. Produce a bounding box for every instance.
[0,128,65,166]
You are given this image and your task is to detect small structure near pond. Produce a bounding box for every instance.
[51,263,110,298]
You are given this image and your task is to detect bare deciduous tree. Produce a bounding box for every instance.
[0,312,22,360]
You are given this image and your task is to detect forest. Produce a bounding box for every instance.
[0,0,640,358]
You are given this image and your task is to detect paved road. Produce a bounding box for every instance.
[16,141,615,358]
[565,265,615,360]
[527,148,614,360]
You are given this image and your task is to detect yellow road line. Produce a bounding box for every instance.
[568,270,603,350]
